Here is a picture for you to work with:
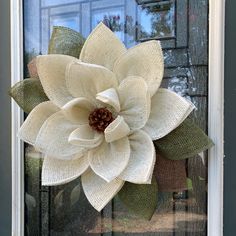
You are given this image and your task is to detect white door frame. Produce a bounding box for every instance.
[10,0,225,235]
[208,1,225,235]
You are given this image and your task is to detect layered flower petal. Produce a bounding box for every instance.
[36,55,78,107]
[68,124,104,148]
[81,169,124,211]
[89,137,130,182]
[62,97,94,124]
[143,88,195,140]
[96,88,120,112]
[118,77,150,130]
[114,41,164,97]
[80,22,126,70]
[35,111,86,158]
[119,130,156,184]
[66,61,118,104]
[42,154,89,186]
[104,116,130,143]
[18,101,59,145]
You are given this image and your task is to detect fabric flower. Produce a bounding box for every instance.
[18,23,195,211]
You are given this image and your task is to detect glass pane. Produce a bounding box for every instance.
[137,1,175,41]
[23,0,209,235]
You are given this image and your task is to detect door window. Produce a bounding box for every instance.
[24,0,209,235]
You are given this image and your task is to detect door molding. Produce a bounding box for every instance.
[11,0,24,236]
[11,0,225,235]
[208,0,225,235]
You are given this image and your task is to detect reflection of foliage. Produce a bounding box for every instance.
[101,14,123,32]
[99,14,139,38]
[124,15,137,37]
[50,178,99,234]
[24,49,39,77]
[96,3,175,43]
[25,147,42,236]
[25,148,98,235]
[139,3,174,39]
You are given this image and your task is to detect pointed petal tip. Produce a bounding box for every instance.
[81,169,124,211]
[79,22,126,70]
[144,88,195,140]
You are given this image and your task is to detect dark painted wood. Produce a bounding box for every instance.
[0,0,11,235]
[224,1,236,235]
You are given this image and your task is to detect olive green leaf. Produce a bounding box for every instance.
[9,78,48,114]
[118,178,158,220]
[154,118,214,160]
[48,26,85,58]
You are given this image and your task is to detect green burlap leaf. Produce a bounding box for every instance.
[48,26,85,58]
[9,78,48,114]
[118,178,158,220]
[154,118,214,160]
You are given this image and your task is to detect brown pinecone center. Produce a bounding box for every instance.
[88,108,114,133]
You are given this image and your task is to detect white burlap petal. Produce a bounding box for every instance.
[18,101,59,145]
[96,88,120,112]
[81,168,124,211]
[62,97,94,124]
[80,22,126,70]
[114,41,164,97]
[119,130,156,184]
[66,61,118,104]
[36,55,78,107]
[118,77,150,130]
[69,124,104,148]
[89,137,130,182]
[143,88,195,140]
[35,111,87,159]
[104,116,130,143]
[42,154,89,186]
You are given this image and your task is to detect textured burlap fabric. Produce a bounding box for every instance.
[143,88,195,140]
[119,130,155,184]
[154,118,214,160]
[118,177,158,220]
[48,26,85,58]
[113,41,164,97]
[36,55,78,107]
[9,78,48,114]
[18,101,59,146]
[42,155,89,186]
[154,154,187,192]
[80,22,126,71]
[82,169,124,211]
[11,22,214,213]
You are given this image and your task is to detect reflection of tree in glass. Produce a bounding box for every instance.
[98,14,140,42]
[151,11,172,37]
[100,14,123,32]
[50,179,98,234]
[124,15,138,37]
[139,4,174,39]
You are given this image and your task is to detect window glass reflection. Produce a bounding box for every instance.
[24,0,175,57]
[23,0,209,235]
[138,1,175,40]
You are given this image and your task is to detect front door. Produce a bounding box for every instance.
[23,0,210,235]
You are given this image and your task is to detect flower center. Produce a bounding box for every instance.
[88,108,114,133]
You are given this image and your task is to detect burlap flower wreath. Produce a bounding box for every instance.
[10,23,213,220]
